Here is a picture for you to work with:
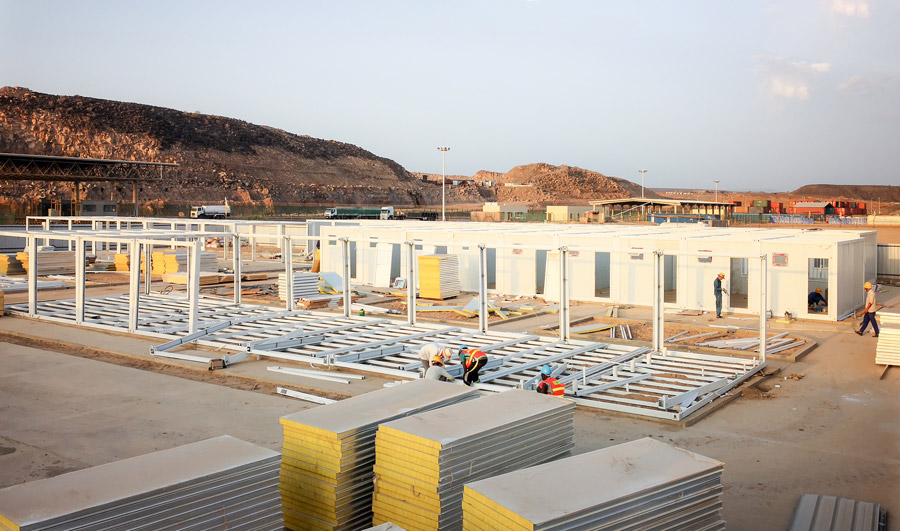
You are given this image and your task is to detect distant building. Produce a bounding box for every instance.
[546,205,593,223]
[475,202,529,222]
[790,202,834,216]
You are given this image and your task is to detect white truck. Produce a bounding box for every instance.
[190,204,230,219]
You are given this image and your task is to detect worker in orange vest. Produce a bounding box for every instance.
[536,365,566,396]
[458,345,488,386]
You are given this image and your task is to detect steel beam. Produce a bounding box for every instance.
[478,244,488,333]
[559,246,570,343]
[128,239,141,332]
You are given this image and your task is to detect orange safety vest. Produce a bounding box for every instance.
[541,377,566,396]
[462,349,486,369]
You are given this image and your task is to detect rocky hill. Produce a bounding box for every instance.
[495,163,658,206]
[790,184,900,203]
[0,87,485,210]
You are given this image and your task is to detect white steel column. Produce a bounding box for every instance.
[406,240,416,326]
[128,240,141,333]
[116,220,122,252]
[250,224,257,261]
[341,238,351,318]
[652,251,666,353]
[188,239,201,333]
[759,253,768,364]
[74,236,85,324]
[27,235,37,316]
[232,233,242,305]
[559,246,571,343]
[283,236,294,311]
[478,244,488,334]
[279,224,287,263]
[42,218,49,247]
[67,220,73,251]
[143,242,152,295]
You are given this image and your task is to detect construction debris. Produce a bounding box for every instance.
[278,380,478,531]
[0,436,282,530]
[462,437,726,530]
[372,390,576,530]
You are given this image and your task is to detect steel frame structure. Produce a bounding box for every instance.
[3,220,769,422]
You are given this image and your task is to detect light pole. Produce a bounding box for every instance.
[438,147,450,221]
[639,169,647,198]
[714,180,720,202]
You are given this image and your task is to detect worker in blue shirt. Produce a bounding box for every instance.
[808,288,827,312]
[713,273,727,318]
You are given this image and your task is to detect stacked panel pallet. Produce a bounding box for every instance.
[875,310,900,367]
[17,251,79,275]
[0,255,25,275]
[278,272,320,301]
[279,380,479,531]
[462,437,725,531]
[373,390,575,530]
[109,253,149,272]
[418,255,460,300]
[0,435,283,531]
[154,250,219,273]
[788,494,885,531]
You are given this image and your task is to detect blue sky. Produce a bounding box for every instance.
[2,1,898,191]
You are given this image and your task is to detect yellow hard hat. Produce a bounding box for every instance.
[431,355,444,366]
[815,288,822,294]
[717,272,725,278]
[864,282,872,290]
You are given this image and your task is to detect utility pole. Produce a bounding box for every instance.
[438,147,450,221]
[639,169,648,220]
[714,179,720,202]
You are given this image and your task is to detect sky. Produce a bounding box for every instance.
[1,1,898,191]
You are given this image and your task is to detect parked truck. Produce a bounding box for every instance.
[323,207,384,219]
[190,204,230,219]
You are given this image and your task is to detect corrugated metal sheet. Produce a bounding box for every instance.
[793,201,832,208]
[877,243,900,279]
[875,310,900,366]
[788,494,885,531]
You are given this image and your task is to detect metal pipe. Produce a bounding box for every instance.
[759,253,768,364]
[283,236,294,312]
[128,239,141,333]
[27,235,37,316]
[342,237,351,318]
[74,236,85,324]
[232,233,241,305]
[478,243,488,333]
[188,238,201,334]
[559,246,570,343]
[406,240,416,325]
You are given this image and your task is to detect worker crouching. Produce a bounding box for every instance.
[536,365,566,396]
[458,345,487,386]
[424,354,455,382]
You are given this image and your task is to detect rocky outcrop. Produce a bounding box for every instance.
[494,163,656,206]
[0,87,482,208]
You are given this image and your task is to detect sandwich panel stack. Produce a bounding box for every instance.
[418,255,460,300]
[0,255,25,275]
[159,250,219,273]
[17,251,79,276]
[875,310,900,367]
[110,253,149,272]
[0,435,283,531]
[279,380,479,531]
[373,390,575,530]
[278,272,320,301]
[462,437,725,531]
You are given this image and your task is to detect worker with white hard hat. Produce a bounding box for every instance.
[855,282,879,337]
[535,365,565,396]
[713,272,727,319]
[417,343,453,371]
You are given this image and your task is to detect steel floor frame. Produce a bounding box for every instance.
[7,293,764,422]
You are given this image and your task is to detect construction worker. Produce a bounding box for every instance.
[458,345,488,386]
[424,354,455,382]
[418,343,453,371]
[808,288,827,312]
[855,282,879,337]
[536,365,566,396]
[713,273,727,318]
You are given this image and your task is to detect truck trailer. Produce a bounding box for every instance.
[190,205,230,219]
[323,207,383,219]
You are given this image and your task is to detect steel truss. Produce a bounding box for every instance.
[7,293,764,422]
[0,153,176,182]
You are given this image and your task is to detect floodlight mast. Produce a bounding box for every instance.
[438,147,450,221]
